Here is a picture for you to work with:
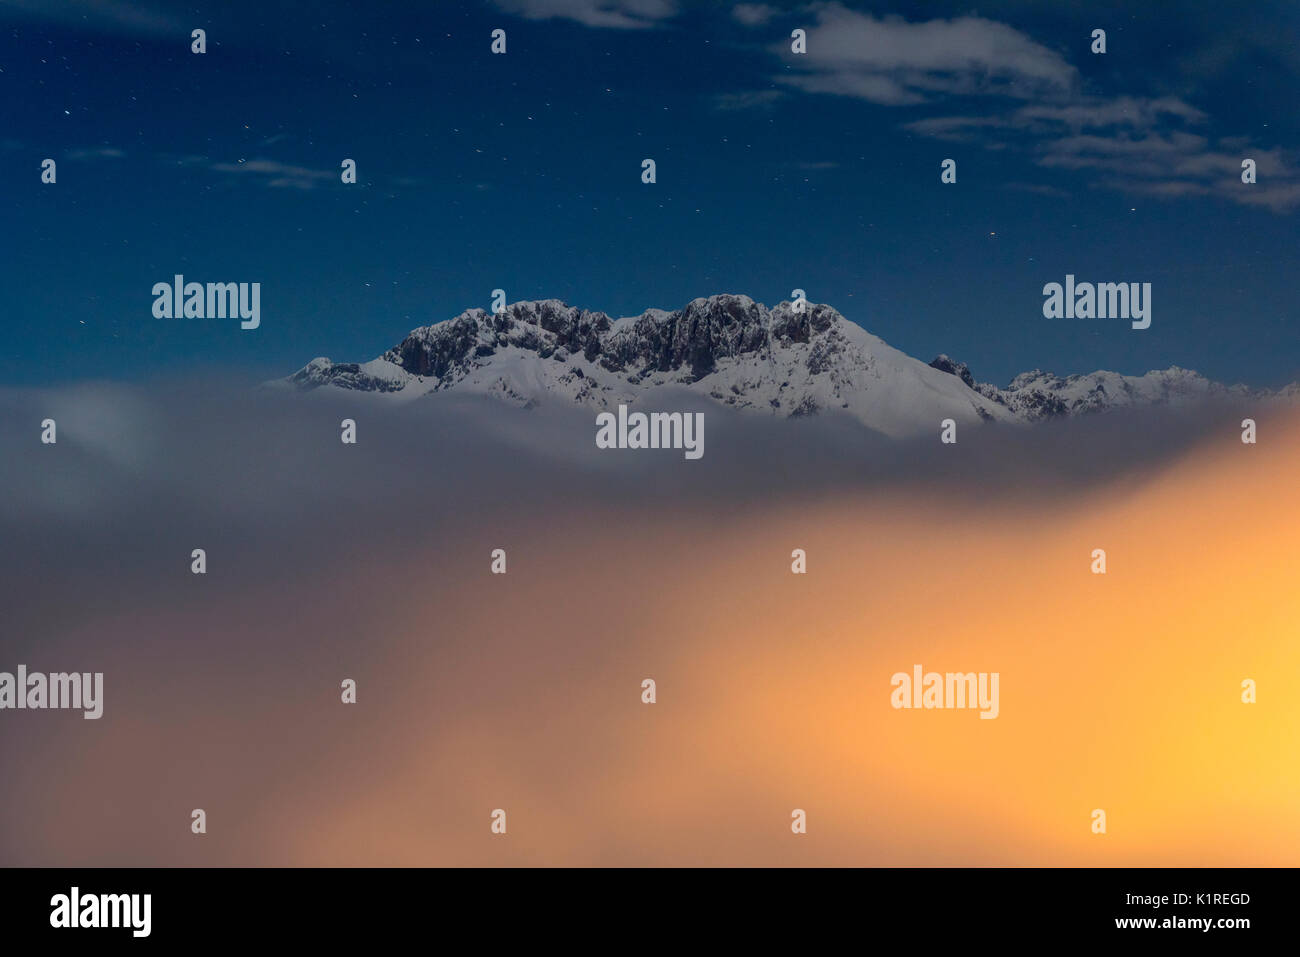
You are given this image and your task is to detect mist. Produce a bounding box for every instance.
[1,380,1293,866]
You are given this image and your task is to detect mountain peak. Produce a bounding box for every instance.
[929,354,976,389]
[278,295,1289,435]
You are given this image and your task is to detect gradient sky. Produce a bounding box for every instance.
[4,0,1298,388]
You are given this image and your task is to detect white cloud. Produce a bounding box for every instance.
[490,0,677,29]
[733,4,778,27]
[1039,135,1300,210]
[1016,97,1206,129]
[0,0,181,34]
[1233,181,1300,209]
[208,158,338,190]
[775,4,1076,106]
[903,98,1207,143]
[905,90,1299,212]
[67,147,127,160]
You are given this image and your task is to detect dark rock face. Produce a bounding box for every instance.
[388,315,483,379]
[929,354,976,389]
[373,295,834,387]
[605,296,770,379]
[996,388,1070,421]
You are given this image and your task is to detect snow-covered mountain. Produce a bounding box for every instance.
[277,295,1287,435]
[926,354,1266,423]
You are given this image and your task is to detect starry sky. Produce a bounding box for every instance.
[4,0,1298,388]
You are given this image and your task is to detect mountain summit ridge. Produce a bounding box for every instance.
[279,294,1290,435]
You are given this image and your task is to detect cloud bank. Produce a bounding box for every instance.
[1,381,1294,865]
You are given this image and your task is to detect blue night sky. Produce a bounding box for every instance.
[4,0,1298,388]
